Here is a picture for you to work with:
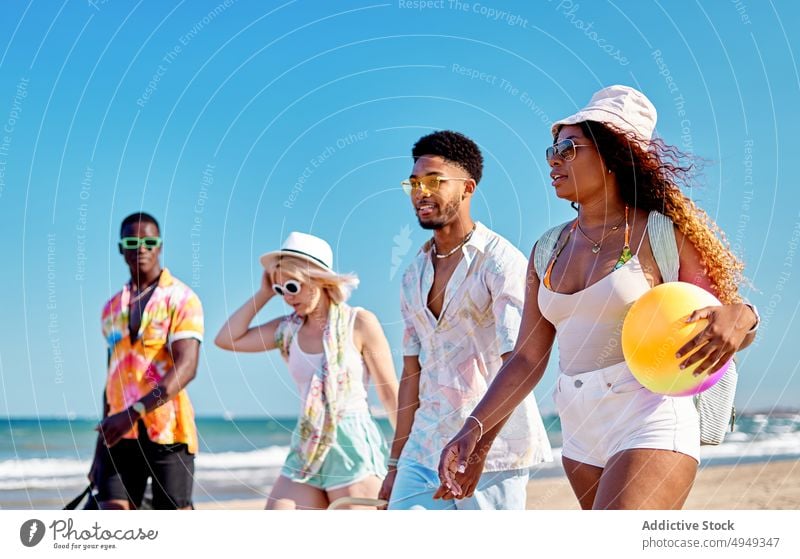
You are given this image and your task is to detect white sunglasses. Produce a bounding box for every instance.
[272,279,302,297]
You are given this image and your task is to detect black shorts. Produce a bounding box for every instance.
[95,421,195,509]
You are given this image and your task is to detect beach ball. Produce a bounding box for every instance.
[621,282,730,396]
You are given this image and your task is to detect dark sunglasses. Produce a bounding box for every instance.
[272,279,302,297]
[119,236,162,250]
[546,139,593,162]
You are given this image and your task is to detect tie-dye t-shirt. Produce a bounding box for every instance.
[399,222,552,472]
[101,268,203,454]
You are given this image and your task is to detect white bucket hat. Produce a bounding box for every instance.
[259,232,334,272]
[551,85,657,142]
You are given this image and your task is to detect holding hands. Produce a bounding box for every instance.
[436,420,485,499]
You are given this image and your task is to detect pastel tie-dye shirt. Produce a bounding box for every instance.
[101,268,204,454]
[399,222,552,472]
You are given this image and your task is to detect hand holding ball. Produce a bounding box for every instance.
[621,282,730,396]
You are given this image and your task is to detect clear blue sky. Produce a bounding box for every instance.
[1,0,798,418]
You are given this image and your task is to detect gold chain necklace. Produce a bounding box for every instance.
[432,225,476,259]
[576,214,626,254]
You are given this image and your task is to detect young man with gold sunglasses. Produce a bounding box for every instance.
[381,131,552,510]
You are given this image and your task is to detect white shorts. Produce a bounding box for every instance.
[553,361,700,468]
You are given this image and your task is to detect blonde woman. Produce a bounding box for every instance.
[215,232,398,509]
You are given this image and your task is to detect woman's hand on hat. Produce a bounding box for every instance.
[256,271,276,301]
[676,303,757,377]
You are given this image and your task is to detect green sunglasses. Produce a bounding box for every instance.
[119,236,163,250]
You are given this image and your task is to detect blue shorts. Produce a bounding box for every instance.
[388,459,529,510]
[281,412,388,490]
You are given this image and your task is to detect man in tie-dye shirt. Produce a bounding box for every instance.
[89,212,203,510]
[382,131,552,510]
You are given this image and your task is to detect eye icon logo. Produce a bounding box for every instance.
[20,519,45,547]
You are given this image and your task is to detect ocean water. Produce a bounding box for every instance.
[1,412,799,509]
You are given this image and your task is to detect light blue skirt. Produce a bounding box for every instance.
[281,412,388,490]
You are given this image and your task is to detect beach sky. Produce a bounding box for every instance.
[0,0,798,421]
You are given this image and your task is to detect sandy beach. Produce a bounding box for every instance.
[196,459,800,510]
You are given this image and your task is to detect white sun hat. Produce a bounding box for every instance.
[552,85,658,141]
[259,231,334,271]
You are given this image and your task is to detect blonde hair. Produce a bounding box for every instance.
[266,256,359,304]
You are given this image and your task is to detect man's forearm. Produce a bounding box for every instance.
[132,339,200,413]
[389,401,418,460]
[137,366,195,412]
[388,370,420,460]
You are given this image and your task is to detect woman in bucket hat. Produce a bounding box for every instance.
[438,85,759,509]
[215,232,398,509]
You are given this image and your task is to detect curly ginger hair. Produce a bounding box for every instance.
[573,121,744,304]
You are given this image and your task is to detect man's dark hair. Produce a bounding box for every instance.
[412,130,484,184]
[120,212,160,237]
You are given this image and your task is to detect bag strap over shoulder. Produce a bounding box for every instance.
[647,211,680,283]
[533,221,571,279]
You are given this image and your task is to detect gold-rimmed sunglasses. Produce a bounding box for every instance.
[400,175,470,196]
[546,139,593,162]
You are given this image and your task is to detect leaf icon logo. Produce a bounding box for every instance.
[390,224,413,280]
[20,519,46,547]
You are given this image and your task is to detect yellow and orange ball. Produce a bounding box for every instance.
[622,282,730,396]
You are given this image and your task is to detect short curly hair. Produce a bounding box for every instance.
[412,130,484,184]
[120,212,160,237]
